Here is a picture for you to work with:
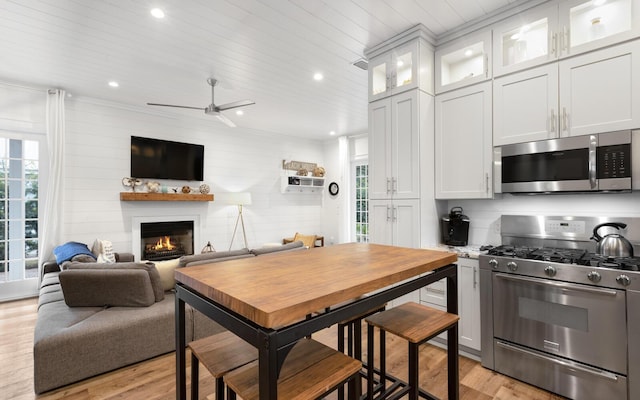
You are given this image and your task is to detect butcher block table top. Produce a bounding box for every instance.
[175,242,457,329]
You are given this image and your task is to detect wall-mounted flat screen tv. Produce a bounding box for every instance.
[131,136,204,181]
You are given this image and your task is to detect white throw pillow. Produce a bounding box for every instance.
[91,239,116,263]
[154,258,181,291]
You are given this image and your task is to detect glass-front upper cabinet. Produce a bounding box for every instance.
[493,3,559,77]
[435,30,492,94]
[559,0,640,56]
[368,37,433,101]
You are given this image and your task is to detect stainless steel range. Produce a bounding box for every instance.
[480,215,640,400]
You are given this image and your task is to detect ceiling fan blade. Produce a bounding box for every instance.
[216,100,255,111]
[146,103,205,110]
[213,112,236,128]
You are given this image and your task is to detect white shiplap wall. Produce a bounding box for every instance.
[62,97,332,255]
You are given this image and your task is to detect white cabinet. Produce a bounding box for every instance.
[492,2,559,77]
[559,39,640,136]
[457,258,481,351]
[368,37,434,101]
[494,40,640,146]
[493,0,640,77]
[559,0,640,57]
[368,90,422,200]
[435,82,493,198]
[493,64,559,145]
[435,30,492,93]
[419,257,481,351]
[370,199,420,248]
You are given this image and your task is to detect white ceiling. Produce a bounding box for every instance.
[1,0,532,140]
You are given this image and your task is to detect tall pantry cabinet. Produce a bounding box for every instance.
[366,27,437,252]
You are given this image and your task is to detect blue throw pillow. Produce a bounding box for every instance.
[53,242,97,264]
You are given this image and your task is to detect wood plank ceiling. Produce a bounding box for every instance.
[0,0,529,139]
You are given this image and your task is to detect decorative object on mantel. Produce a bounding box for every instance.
[199,183,210,194]
[296,168,309,176]
[312,166,325,177]
[224,192,252,250]
[181,186,192,194]
[122,177,143,192]
[201,241,216,253]
[146,181,161,193]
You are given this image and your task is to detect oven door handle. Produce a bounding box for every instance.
[496,341,619,382]
[495,273,619,296]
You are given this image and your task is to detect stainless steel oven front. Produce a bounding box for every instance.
[482,263,629,400]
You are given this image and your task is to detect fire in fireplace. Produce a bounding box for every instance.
[141,221,194,261]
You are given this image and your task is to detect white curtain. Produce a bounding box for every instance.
[39,89,66,273]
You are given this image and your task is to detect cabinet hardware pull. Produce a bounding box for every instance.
[550,108,556,134]
[496,341,619,382]
[473,266,477,289]
[563,26,570,53]
[550,32,557,56]
[485,173,489,194]
[485,55,489,78]
[386,205,391,221]
[562,107,568,133]
[386,178,391,194]
[392,206,397,222]
[392,177,397,194]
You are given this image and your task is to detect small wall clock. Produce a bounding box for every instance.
[328,182,339,196]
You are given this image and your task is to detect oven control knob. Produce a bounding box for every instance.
[587,271,601,283]
[616,274,631,286]
[507,261,518,272]
[544,266,557,277]
[489,259,499,269]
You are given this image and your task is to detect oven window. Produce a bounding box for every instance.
[502,148,589,183]
[519,297,588,331]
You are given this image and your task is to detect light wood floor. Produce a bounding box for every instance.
[1,298,564,400]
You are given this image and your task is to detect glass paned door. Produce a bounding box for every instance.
[354,163,369,243]
[0,137,40,300]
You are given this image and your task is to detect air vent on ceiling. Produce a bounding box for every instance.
[352,58,368,70]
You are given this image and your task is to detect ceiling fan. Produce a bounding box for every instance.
[146,78,255,127]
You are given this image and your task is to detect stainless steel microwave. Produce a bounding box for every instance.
[494,130,640,194]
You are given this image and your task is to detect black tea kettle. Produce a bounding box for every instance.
[441,207,470,246]
[591,222,634,258]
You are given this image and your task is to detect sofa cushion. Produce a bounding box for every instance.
[250,241,305,255]
[92,239,116,263]
[59,269,157,307]
[293,232,317,248]
[53,242,96,264]
[64,261,164,302]
[178,248,252,268]
[153,258,181,291]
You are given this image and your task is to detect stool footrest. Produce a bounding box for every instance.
[224,338,361,400]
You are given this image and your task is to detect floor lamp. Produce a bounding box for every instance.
[227,192,252,250]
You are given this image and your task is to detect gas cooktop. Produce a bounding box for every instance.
[486,245,640,271]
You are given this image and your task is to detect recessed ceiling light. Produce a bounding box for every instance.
[313,73,323,81]
[329,131,336,136]
[108,81,119,88]
[150,8,165,19]
[236,110,244,116]
[464,49,473,57]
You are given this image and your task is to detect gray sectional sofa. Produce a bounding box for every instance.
[34,241,304,394]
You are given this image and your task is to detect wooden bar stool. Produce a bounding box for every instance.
[365,302,459,400]
[188,330,258,400]
[223,338,362,400]
[336,302,387,400]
